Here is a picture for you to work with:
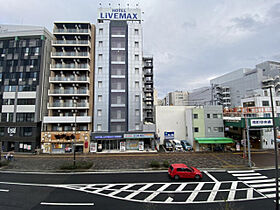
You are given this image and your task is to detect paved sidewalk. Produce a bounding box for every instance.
[0,151,250,172]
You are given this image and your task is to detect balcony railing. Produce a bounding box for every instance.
[49,102,89,108]
[49,89,89,95]
[53,29,90,33]
[51,64,89,69]
[52,52,89,57]
[49,77,89,82]
[52,40,90,45]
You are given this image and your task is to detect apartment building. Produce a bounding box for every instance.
[92,8,155,152]
[0,25,52,153]
[210,61,280,108]
[41,22,95,154]
[162,91,189,106]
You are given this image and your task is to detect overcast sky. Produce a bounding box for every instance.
[1,0,280,98]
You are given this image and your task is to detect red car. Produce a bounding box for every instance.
[168,163,202,180]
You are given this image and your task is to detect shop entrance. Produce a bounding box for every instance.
[101,140,119,151]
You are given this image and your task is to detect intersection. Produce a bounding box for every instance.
[0,169,278,209]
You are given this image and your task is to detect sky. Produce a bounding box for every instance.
[1,0,280,98]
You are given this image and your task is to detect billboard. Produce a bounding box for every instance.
[98,8,141,21]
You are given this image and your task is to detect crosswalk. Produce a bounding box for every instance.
[228,170,280,201]
[61,181,264,204]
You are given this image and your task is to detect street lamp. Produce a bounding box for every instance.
[263,84,279,209]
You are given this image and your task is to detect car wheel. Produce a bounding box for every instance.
[174,175,180,180]
[194,175,201,181]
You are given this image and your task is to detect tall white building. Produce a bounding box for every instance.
[92,8,155,151]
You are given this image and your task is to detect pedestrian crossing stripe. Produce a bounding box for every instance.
[61,181,265,204]
[227,170,279,201]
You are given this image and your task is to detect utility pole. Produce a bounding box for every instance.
[246,118,252,167]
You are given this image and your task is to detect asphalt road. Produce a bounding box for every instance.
[0,169,278,210]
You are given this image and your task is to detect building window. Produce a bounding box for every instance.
[99,28,103,35]
[264,90,268,96]
[276,101,280,106]
[23,127,32,137]
[135,41,139,48]
[3,99,15,105]
[98,95,102,102]
[98,81,102,88]
[97,109,102,117]
[213,114,222,118]
[193,114,198,119]
[135,109,140,116]
[0,127,4,136]
[135,95,140,102]
[135,68,139,74]
[208,127,211,132]
[194,127,199,132]
[98,67,102,74]
[98,41,103,47]
[17,99,35,105]
[16,113,34,122]
[1,113,7,122]
[8,113,13,122]
[213,127,223,132]
[262,101,269,106]
[98,54,103,60]
[207,114,210,118]
[97,124,102,131]
[135,81,139,88]
[134,28,139,35]
[135,54,139,61]
[264,113,271,117]
[135,124,140,130]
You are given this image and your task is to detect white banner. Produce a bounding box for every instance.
[250,119,273,127]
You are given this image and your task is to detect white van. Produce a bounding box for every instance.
[171,139,183,151]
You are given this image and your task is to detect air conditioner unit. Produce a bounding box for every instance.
[1,54,5,57]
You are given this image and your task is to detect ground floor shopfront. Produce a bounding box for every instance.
[41,131,90,154]
[194,137,235,152]
[91,133,156,152]
[0,122,41,153]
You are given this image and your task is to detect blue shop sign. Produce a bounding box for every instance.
[164,131,174,140]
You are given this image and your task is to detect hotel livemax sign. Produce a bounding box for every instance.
[98,8,141,21]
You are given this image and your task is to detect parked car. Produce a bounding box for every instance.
[181,140,193,151]
[168,163,202,180]
[171,139,183,151]
[164,140,173,151]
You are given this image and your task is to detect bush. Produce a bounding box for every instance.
[0,160,9,167]
[60,161,93,170]
[162,160,169,168]
[150,160,160,168]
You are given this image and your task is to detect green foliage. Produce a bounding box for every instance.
[60,161,93,170]
[150,160,160,168]
[162,160,170,168]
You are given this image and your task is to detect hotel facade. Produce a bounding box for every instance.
[92,8,155,152]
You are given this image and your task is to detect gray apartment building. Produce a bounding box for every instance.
[0,25,52,153]
[92,8,155,152]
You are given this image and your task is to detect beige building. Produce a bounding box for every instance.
[41,22,95,153]
[162,91,189,106]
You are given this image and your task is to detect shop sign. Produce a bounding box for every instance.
[124,133,154,139]
[90,142,97,153]
[41,143,51,154]
[98,8,141,21]
[139,141,144,151]
[7,127,16,136]
[126,140,139,150]
[120,141,126,152]
[95,135,122,139]
[164,131,174,140]
[250,119,273,127]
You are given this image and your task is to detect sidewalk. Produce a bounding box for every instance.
[0,151,251,172]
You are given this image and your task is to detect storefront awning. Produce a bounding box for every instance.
[195,137,234,144]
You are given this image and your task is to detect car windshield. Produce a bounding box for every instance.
[169,165,174,171]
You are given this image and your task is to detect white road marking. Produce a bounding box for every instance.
[207,182,221,202]
[228,181,238,201]
[228,170,255,173]
[0,189,9,192]
[144,192,160,201]
[258,188,280,193]
[186,182,204,202]
[108,184,135,196]
[40,202,94,206]
[250,183,277,188]
[124,183,153,199]
[165,197,173,202]
[232,173,262,177]
[204,171,218,182]
[175,183,187,192]
[244,178,276,184]
[247,188,254,199]
[157,183,171,192]
[238,176,267,180]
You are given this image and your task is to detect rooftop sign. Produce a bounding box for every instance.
[98,8,141,21]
